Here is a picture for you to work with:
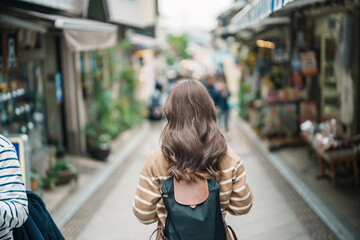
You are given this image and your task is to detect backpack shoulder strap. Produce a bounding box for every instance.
[226,225,238,240]
[149,228,165,240]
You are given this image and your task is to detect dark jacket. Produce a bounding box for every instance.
[218,90,230,111]
[202,81,219,106]
[13,191,65,240]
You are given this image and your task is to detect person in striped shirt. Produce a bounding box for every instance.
[0,135,28,240]
[133,79,253,239]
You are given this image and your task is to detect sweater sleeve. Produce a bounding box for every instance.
[0,145,28,238]
[132,152,162,225]
[227,158,253,215]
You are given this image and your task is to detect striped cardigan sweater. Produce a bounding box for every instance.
[0,135,28,240]
[133,147,253,238]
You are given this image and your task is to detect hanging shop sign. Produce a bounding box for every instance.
[340,73,354,125]
[291,53,302,71]
[300,51,318,76]
[1,32,19,72]
[7,34,18,69]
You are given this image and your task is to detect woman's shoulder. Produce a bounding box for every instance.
[147,148,165,162]
[219,146,242,170]
[142,148,169,177]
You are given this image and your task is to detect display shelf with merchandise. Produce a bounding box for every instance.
[260,86,308,150]
[300,120,359,187]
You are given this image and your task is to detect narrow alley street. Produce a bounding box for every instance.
[1,1,360,240]
[61,115,336,240]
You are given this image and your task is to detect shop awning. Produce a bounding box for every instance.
[229,0,327,32]
[281,0,327,10]
[54,17,118,52]
[230,0,273,32]
[1,8,118,52]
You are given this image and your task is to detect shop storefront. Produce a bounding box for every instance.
[237,24,308,149]
[0,29,47,157]
[235,0,360,147]
[0,6,118,170]
[225,1,360,237]
[213,0,360,238]
[293,3,360,186]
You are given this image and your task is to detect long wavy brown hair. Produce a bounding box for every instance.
[161,79,227,182]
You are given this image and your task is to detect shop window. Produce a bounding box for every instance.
[0,60,46,155]
[18,30,45,61]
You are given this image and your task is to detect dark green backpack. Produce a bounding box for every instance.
[160,177,227,240]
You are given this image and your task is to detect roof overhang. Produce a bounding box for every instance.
[0,14,48,33]
[0,7,118,52]
[126,31,160,49]
[106,0,155,28]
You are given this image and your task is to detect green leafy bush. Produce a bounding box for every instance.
[84,47,144,148]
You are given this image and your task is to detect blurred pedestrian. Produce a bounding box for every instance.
[204,74,219,106]
[0,135,28,239]
[216,73,230,132]
[165,70,178,96]
[148,82,164,121]
[133,79,253,240]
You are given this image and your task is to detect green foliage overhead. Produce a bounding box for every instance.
[167,34,189,60]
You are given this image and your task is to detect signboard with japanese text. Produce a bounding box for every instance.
[7,34,18,70]
[1,32,19,72]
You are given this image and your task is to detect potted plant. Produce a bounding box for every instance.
[53,159,79,184]
[89,133,112,161]
[85,120,112,161]
[30,169,42,193]
[42,172,58,190]
[45,159,79,187]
